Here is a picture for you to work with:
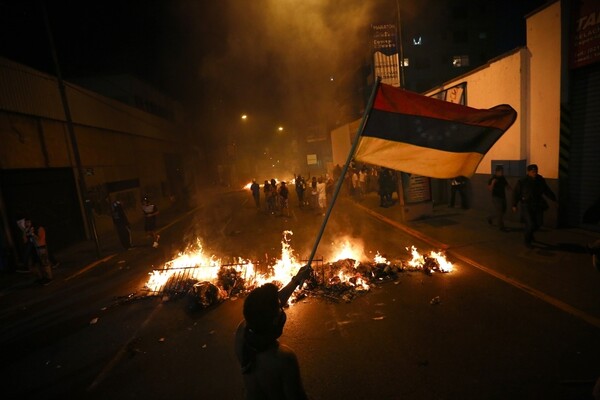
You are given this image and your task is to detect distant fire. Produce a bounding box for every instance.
[144,232,453,303]
[243,177,295,190]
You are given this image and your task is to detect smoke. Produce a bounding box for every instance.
[196,0,378,124]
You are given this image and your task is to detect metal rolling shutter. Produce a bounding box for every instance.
[568,63,600,230]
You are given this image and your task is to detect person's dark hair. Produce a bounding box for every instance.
[495,165,504,172]
[243,283,280,334]
[527,164,538,172]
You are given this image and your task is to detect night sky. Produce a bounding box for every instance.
[0,0,547,132]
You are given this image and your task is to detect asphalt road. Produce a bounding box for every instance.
[0,190,598,399]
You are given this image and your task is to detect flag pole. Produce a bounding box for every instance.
[305,78,381,268]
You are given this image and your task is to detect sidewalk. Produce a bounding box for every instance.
[0,200,198,293]
[355,192,600,325]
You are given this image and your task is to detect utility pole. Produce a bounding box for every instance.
[42,1,101,257]
[396,0,406,88]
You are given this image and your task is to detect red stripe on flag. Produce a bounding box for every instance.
[373,83,516,131]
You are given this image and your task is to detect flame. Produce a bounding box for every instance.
[256,230,302,286]
[406,246,453,273]
[374,252,390,265]
[428,250,453,273]
[330,238,364,268]
[244,177,295,190]
[145,233,453,301]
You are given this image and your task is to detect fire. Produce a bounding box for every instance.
[374,252,390,265]
[406,246,453,273]
[330,238,364,268]
[256,230,302,286]
[144,232,454,303]
[243,177,295,190]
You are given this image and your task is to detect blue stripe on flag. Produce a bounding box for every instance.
[363,109,504,154]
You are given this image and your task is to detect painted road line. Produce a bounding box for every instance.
[448,251,600,329]
[64,254,117,281]
[357,203,600,330]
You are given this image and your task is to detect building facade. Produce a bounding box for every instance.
[0,57,201,269]
[331,0,600,231]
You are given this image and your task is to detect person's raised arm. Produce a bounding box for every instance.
[278,265,311,306]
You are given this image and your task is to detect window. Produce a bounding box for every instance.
[452,55,469,67]
[402,58,409,67]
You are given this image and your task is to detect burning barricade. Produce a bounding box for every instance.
[144,231,454,308]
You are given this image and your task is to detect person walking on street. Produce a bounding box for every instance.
[487,165,511,231]
[250,179,260,209]
[512,164,557,248]
[23,218,53,285]
[450,176,469,209]
[111,200,132,249]
[142,196,160,248]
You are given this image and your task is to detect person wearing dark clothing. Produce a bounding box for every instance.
[487,166,511,230]
[378,169,394,207]
[234,265,311,400]
[333,164,342,182]
[250,179,260,209]
[450,176,469,209]
[111,200,132,249]
[270,179,279,212]
[279,181,290,217]
[295,176,306,207]
[263,181,271,210]
[512,164,557,248]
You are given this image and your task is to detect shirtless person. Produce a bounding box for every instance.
[234,265,311,400]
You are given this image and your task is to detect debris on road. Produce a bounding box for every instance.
[430,296,441,305]
[138,232,453,309]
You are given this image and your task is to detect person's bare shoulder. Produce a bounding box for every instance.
[276,344,300,366]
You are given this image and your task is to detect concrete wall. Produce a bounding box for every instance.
[424,48,528,174]
[0,58,195,253]
[527,1,562,179]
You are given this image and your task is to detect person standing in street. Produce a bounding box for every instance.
[111,199,132,249]
[316,177,326,215]
[234,265,311,400]
[23,218,53,285]
[250,179,260,209]
[279,181,290,218]
[449,176,469,209]
[142,196,160,248]
[512,164,557,248]
[294,175,305,208]
[487,165,511,231]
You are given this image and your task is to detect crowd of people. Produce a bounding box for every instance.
[248,164,402,218]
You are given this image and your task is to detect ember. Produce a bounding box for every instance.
[144,232,453,307]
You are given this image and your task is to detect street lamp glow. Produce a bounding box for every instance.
[241,114,247,120]
[278,126,284,132]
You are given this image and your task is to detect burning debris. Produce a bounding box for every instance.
[144,231,454,307]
